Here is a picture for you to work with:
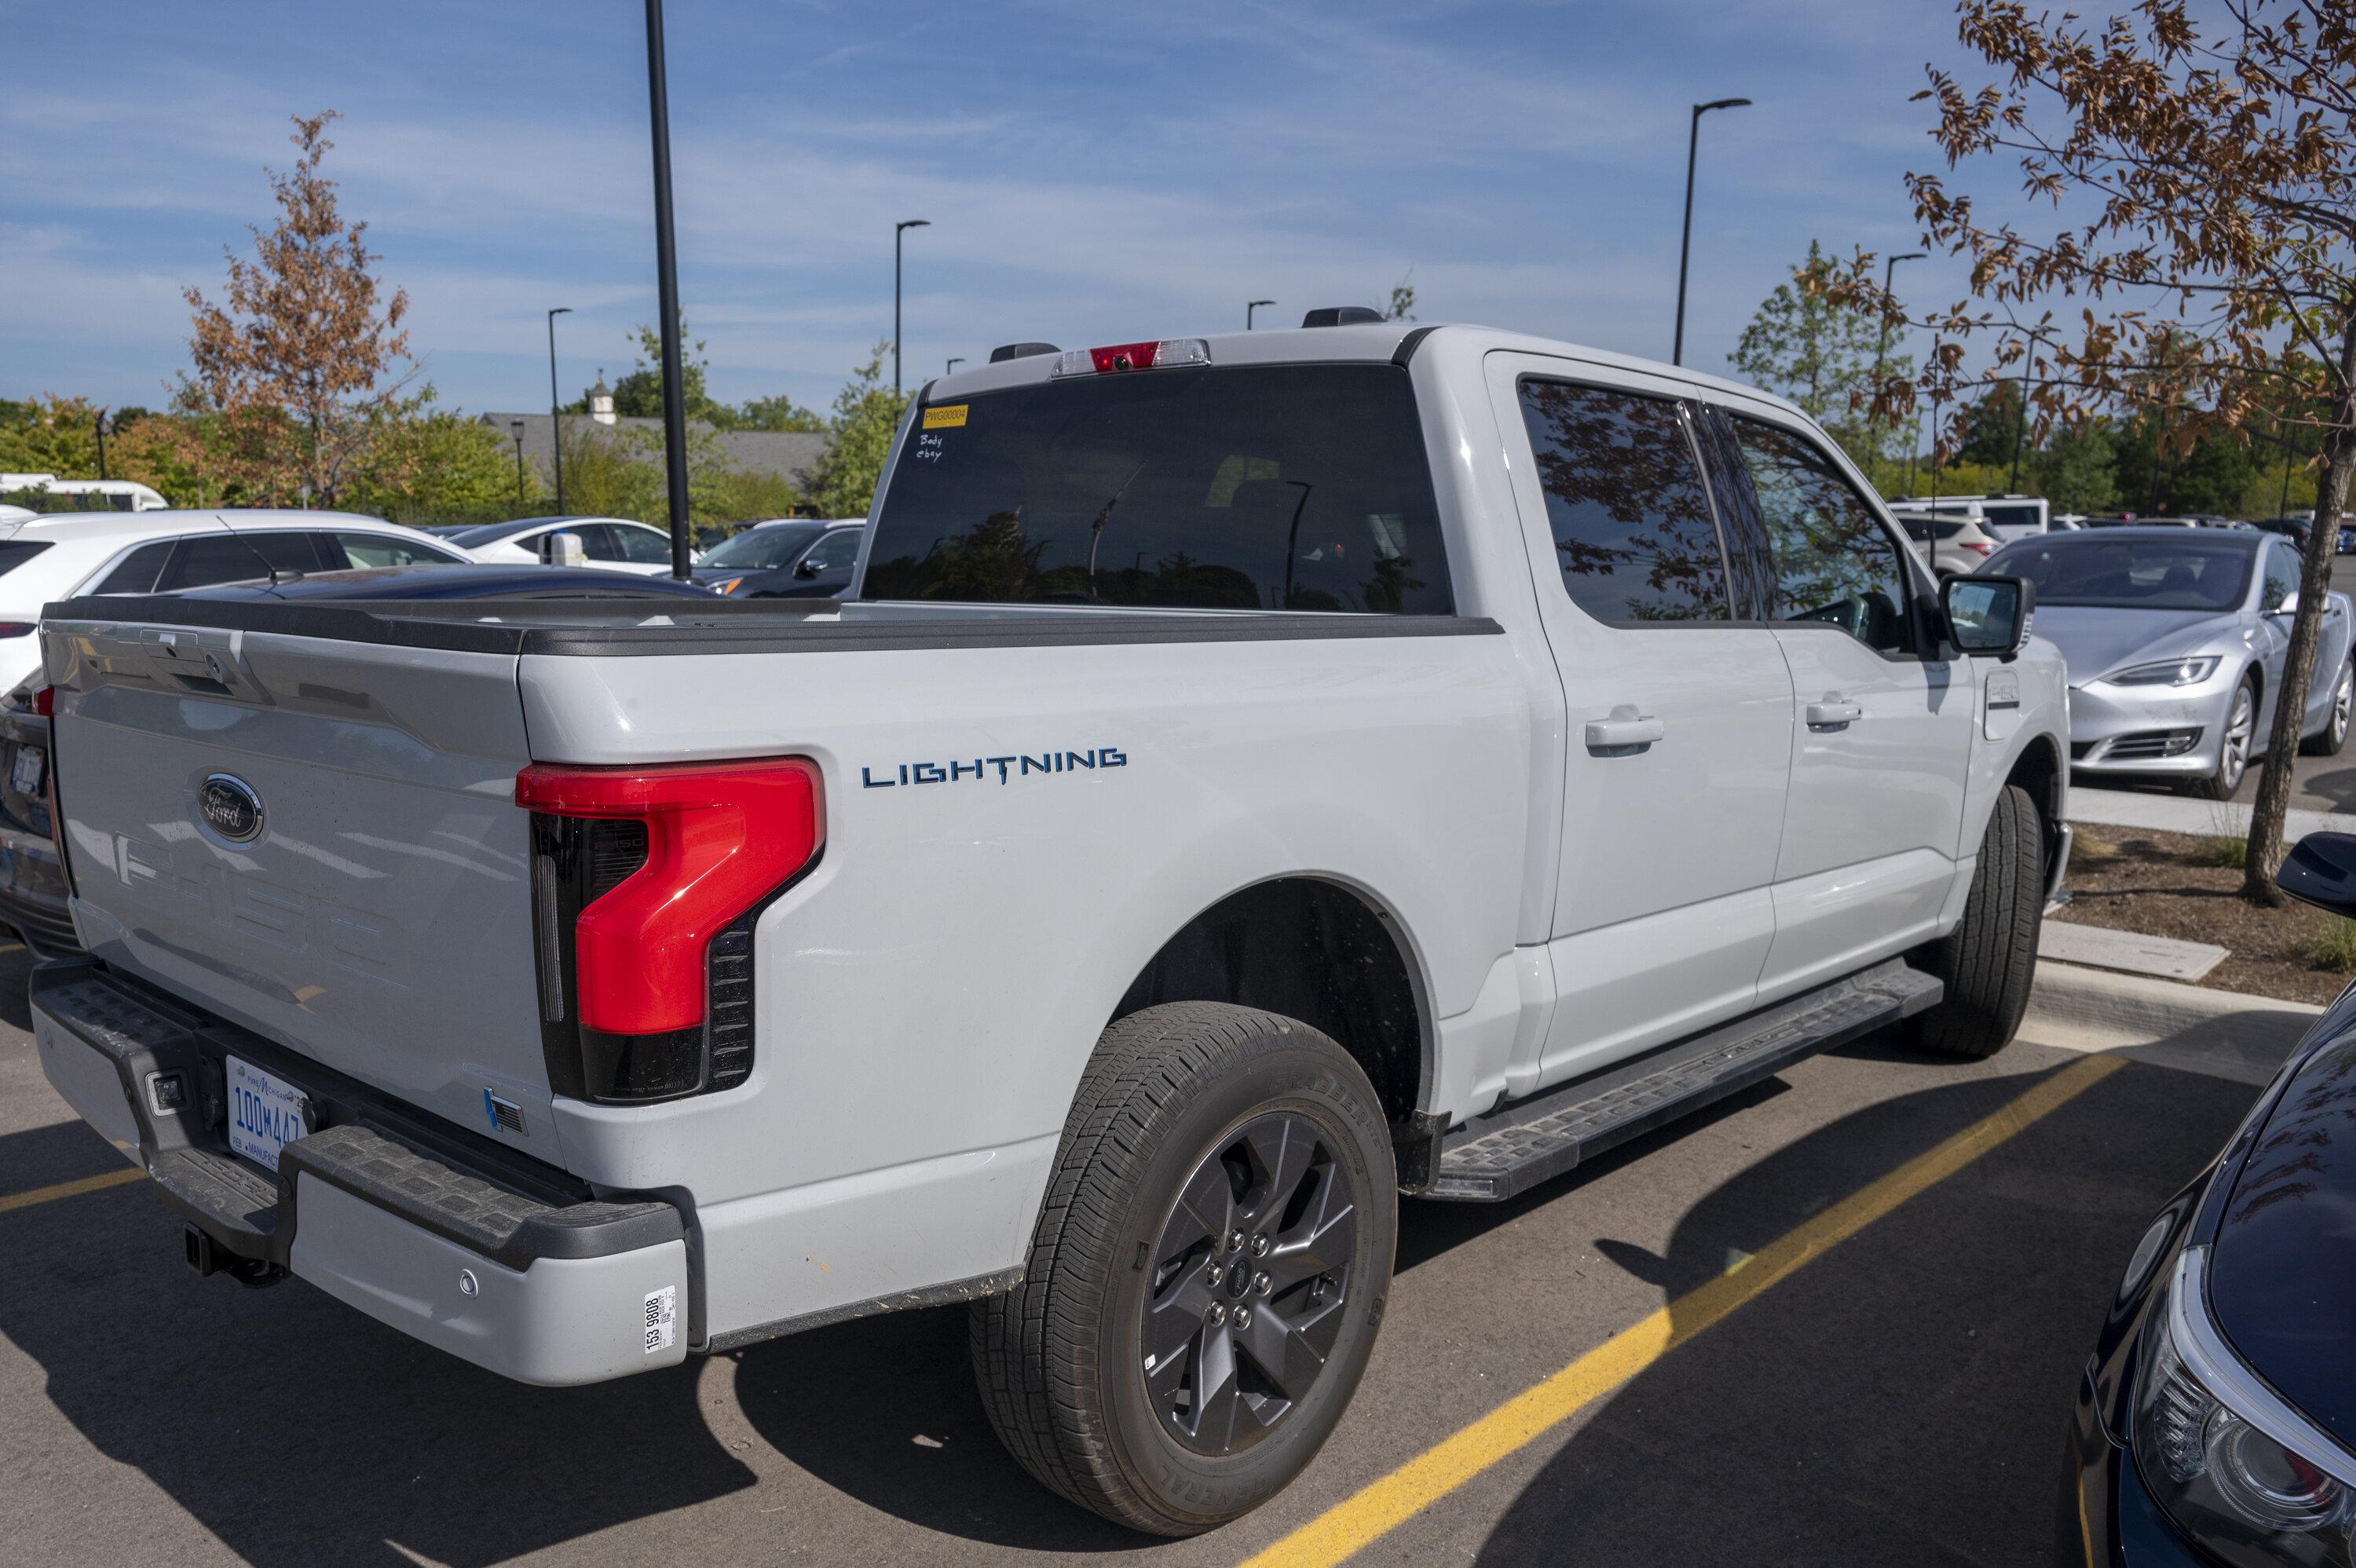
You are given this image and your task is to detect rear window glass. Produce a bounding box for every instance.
[0,541,52,579]
[1981,503,2042,531]
[862,364,1451,614]
[1988,535,2255,610]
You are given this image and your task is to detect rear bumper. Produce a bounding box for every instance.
[30,958,689,1386]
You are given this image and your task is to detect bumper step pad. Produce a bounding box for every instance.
[1430,959,1943,1202]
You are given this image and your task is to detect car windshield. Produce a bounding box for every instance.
[862,363,1452,613]
[1985,535,2255,610]
[701,524,821,570]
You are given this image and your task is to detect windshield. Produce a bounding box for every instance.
[862,363,1451,613]
[1986,535,2255,611]
[701,524,821,570]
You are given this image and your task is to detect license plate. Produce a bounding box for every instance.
[10,744,42,797]
[227,1056,313,1172]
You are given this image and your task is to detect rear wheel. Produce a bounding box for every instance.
[2303,659,2353,756]
[2191,676,2257,800]
[1906,784,2043,1060]
[971,1003,1396,1536]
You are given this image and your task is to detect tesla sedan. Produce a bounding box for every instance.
[1982,527,2355,798]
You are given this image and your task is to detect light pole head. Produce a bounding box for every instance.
[1696,97,1751,115]
[550,306,573,320]
[898,219,931,235]
[947,356,964,374]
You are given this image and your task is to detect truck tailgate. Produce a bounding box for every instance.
[44,620,554,1153]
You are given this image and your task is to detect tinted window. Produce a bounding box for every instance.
[863,364,1451,613]
[324,532,459,570]
[1985,535,2255,611]
[159,532,320,591]
[92,539,171,594]
[1731,417,1914,653]
[702,525,821,570]
[1516,380,1727,623]
[801,529,862,574]
[0,541,52,580]
[611,524,673,564]
[1981,503,2042,532]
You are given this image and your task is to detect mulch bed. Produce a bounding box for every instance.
[2053,824,2355,1005]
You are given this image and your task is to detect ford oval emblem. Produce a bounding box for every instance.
[197,773,265,843]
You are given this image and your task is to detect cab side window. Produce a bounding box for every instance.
[800,529,862,576]
[612,524,674,565]
[1729,416,1915,655]
[1516,379,1729,623]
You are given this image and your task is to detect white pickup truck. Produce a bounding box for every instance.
[31,319,2065,1535]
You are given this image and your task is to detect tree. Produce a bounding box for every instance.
[1387,273,1418,322]
[344,398,545,524]
[1730,240,1908,466]
[804,342,907,519]
[181,111,414,507]
[734,392,827,433]
[1813,1,2356,904]
[602,321,723,423]
[1955,378,2025,467]
[2027,421,2120,514]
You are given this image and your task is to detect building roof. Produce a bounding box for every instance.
[477,414,829,490]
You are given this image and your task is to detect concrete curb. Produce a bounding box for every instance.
[2069,786,2356,842]
[2022,959,2325,1084]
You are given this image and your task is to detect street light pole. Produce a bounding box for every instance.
[642,0,694,578]
[1248,299,1275,331]
[946,357,964,375]
[546,306,572,514]
[894,219,930,394]
[1868,251,1923,486]
[93,408,108,481]
[509,420,526,507]
[1672,97,1750,367]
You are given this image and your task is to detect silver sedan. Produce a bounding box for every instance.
[1982,527,2356,798]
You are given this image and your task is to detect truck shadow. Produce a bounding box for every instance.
[1461,1046,2263,1567]
[0,1121,757,1567]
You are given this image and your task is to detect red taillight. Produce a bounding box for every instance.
[0,623,36,639]
[1966,541,1996,555]
[1089,340,1162,373]
[30,685,53,717]
[515,758,823,1036]
[1053,338,1212,378]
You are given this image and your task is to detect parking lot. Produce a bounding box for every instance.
[0,938,2292,1568]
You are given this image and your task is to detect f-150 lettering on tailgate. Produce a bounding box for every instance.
[112,833,401,974]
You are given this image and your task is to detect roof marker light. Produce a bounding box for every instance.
[1052,339,1213,378]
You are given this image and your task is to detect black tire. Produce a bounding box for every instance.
[2303,658,2353,756]
[1906,784,2043,1060]
[2190,674,2257,800]
[970,1003,1396,1536]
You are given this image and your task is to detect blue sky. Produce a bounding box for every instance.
[5,0,1999,418]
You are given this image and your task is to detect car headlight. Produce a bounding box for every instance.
[2109,656,2222,686]
[2134,1248,2356,1565]
[711,577,744,596]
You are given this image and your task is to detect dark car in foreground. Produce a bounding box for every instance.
[2066,832,2356,1565]
[690,518,865,598]
[0,565,719,955]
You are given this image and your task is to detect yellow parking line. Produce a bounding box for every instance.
[1239,1051,2127,1568]
[0,1166,145,1215]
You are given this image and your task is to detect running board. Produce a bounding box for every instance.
[1427,959,1943,1202]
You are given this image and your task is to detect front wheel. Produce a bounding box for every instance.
[1906,784,2043,1060]
[2303,659,2354,756]
[971,1003,1397,1536]
[2190,675,2258,800]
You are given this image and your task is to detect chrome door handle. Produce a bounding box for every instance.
[1805,700,1864,727]
[1584,710,1664,751]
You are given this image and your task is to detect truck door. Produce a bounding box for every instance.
[1484,354,1796,1095]
[1699,406,1977,995]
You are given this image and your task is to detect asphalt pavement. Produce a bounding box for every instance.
[0,938,2299,1568]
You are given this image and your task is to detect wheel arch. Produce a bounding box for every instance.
[1107,875,1435,1139]
[2002,730,2066,889]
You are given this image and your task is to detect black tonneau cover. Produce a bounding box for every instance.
[42,596,1500,657]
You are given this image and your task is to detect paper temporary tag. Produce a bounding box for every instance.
[922,404,968,429]
[643,1285,678,1354]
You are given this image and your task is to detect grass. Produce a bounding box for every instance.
[2314,919,2356,975]
[2072,831,2120,862]
[2201,835,2250,868]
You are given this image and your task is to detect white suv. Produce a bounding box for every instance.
[0,509,468,694]
[444,515,680,574]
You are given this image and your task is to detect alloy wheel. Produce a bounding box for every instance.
[1140,1111,1359,1457]
[2335,664,2352,745]
[2221,686,2254,791]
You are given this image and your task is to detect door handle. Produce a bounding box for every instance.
[1805,700,1864,728]
[1584,709,1664,752]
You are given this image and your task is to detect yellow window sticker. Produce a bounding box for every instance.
[922,404,968,429]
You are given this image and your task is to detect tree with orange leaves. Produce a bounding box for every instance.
[181,111,414,510]
[1813,0,2356,903]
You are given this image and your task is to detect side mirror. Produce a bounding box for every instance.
[2278,832,2356,916]
[545,531,586,568]
[1943,574,2034,656]
[795,558,821,578]
[2270,594,2299,618]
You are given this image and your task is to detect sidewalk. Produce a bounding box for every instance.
[2069,785,2356,842]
